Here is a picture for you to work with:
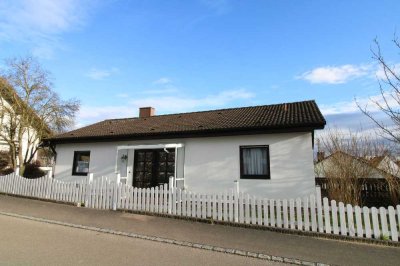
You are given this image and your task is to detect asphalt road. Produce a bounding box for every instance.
[0,215,282,266]
[1,195,400,266]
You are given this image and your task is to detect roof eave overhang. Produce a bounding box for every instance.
[45,124,325,145]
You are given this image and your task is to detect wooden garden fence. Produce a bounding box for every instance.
[0,172,399,242]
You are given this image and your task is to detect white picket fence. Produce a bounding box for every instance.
[0,172,399,242]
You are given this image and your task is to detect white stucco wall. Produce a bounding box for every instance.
[54,132,315,199]
[183,133,315,198]
[0,95,39,162]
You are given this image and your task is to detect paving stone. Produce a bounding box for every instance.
[201,245,213,250]
[284,258,296,264]
[172,240,184,245]
[224,248,236,254]
[257,253,271,260]
[234,250,247,256]
[181,241,193,247]
[293,258,303,265]
[246,251,259,258]
[212,247,226,252]
[271,256,284,262]
[301,261,316,266]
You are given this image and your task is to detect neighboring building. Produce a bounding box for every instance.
[0,78,51,166]
[46,100,326,198]
[315,151,400,179]
[367,155,400,177]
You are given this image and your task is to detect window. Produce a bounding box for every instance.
[240,146,270,179]
[72,151,90,176]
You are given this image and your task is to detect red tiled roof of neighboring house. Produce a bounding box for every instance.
[368,156,385,168]
[48,100,326,143]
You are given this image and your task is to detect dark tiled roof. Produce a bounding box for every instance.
[49,100,325,143]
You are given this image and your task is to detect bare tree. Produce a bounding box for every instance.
[0,56,80,171]
[315,128,389,205]
[376,152,400,205]
[355,35,400,205]
[358,35,400,143]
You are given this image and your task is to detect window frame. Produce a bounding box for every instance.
[239,145,270,180]
[72,151,91,176]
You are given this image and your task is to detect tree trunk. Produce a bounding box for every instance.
[9,144,17,169]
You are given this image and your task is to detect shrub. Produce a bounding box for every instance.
[0,158,8,169]
[0,168,14,175]
[0,151,11,170]
[23,161,45,179]
[0,151,11,174]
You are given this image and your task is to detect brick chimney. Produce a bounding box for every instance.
[139,107,155,118]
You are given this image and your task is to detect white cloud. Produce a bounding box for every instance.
[374,63,400,80]
[0,0,95,58]
[298,64,370,84]
[130,89,254,113]
[86,67,118,80]
[153,77,172,85]
[76,105,136,127]
[76,89,255,126]
[319,92,398,115]
[320,100,360,115]
[314,126,388,143]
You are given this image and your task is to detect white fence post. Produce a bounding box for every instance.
[168,177,174,214]
[331,200,339,235]
[323,197,331,233]
[48,168,53,179]
[363,207,372,238]
[112,174,120,211]
[388,206,398,241]
[234,180,239,223]
[316,187,324,232]
[85,173,93,207]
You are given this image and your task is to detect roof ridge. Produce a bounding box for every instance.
[103,100,317,122]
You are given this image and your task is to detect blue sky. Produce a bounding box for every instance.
[1,0,399,130]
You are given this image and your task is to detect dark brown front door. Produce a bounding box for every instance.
[133,149,175,188]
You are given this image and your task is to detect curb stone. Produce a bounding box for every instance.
[0,210,327,266]
[246,251,259,258]
[272,256,285,262]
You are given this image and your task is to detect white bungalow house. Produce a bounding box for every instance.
[46,100,326,198]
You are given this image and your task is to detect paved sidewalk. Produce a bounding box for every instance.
[0,215,281,266]
[0,195,399,266]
